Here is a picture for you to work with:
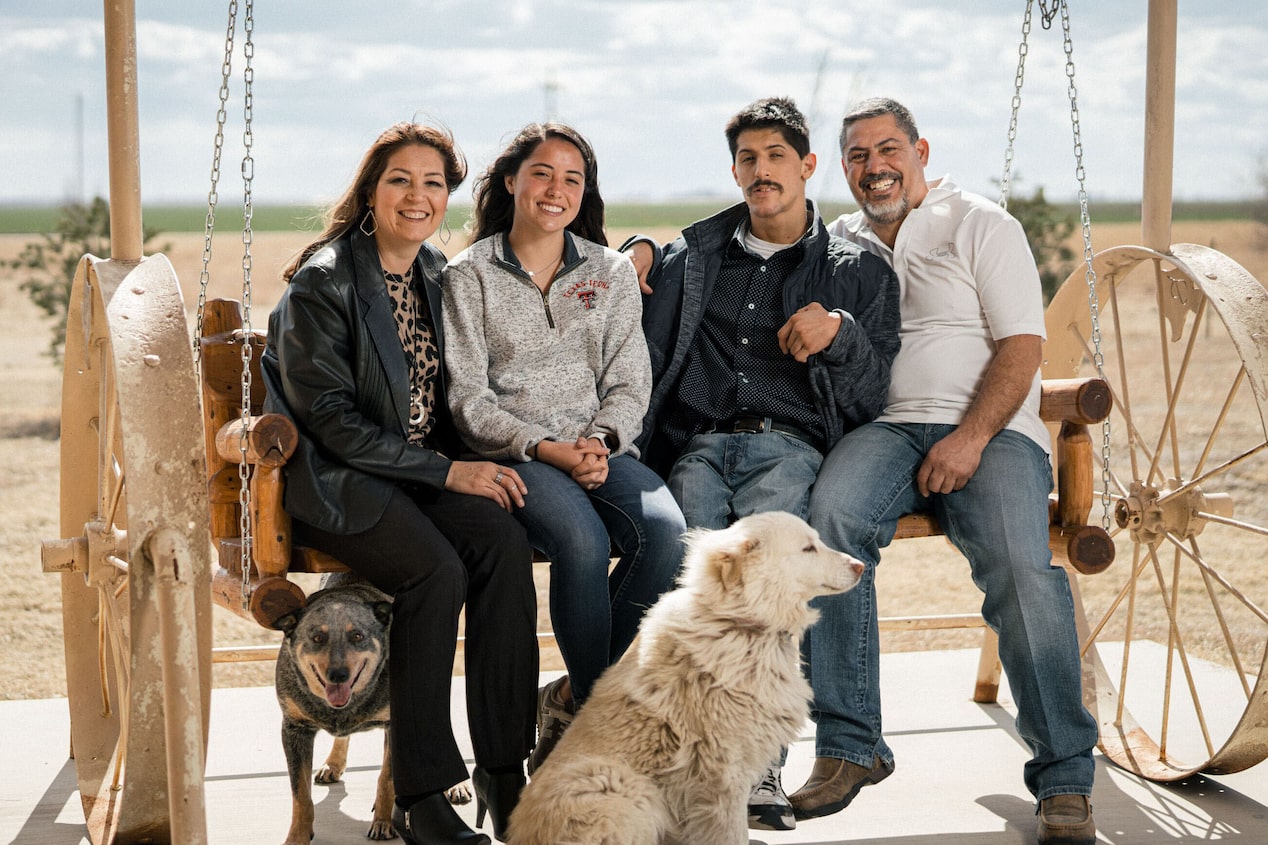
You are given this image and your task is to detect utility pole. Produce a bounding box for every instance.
[75,91,86,203]
[544,71,559,121]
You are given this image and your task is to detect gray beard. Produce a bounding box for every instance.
[862,194,909,226]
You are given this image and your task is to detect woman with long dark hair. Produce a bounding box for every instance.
[442,122,685,776]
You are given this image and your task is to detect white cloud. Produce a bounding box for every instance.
[0,19,100,59]
[2,2,1265,205]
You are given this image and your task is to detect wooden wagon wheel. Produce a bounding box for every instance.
[1044,243,1268,781]
[42,254,214,843]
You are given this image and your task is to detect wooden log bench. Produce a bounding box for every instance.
[199,298,1114,702]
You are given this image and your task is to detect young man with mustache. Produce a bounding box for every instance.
[627,96,900,831]
[788,97,1098,845]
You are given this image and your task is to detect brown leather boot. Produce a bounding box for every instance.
[788,755,893,820]
[1037,794,1096,844]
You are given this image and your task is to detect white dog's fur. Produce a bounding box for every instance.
[506,511,864,845]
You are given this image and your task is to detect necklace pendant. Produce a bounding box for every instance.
[409,386,426,426]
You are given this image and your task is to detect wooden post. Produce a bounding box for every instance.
[251,465,291,578]
[1056,420,1093,528]
[201,302,244,545]
[102,0,143,261]
[1142,0,1177,252]
[149,528,209,845]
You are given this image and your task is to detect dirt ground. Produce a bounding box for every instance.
[1,217,1265,701]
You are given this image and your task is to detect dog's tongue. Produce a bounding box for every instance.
[325,682,352,708]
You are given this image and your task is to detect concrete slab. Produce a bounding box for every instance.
[4,648,1266,844]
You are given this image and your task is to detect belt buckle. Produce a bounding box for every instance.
[732,416,766,434]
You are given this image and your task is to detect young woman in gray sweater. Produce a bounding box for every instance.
[442,123,686,777]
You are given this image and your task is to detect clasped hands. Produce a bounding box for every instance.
[535,436,610,491]
[444,435,610,510]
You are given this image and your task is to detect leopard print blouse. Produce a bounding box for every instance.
[384,267,440,445]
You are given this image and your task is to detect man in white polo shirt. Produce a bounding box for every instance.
[788,97,1098,845]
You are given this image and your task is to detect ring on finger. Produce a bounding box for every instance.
[494,471,505,484]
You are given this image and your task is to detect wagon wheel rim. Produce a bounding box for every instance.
[56,255,214,842]
[1044,242,1268,781]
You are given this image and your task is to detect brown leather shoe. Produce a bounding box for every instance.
[1037,794,1096,845]
[788,755,893,820]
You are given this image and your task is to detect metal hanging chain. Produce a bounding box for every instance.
[1000,1,1113,530]
[194,0,239,364]
[1037,0,1062,30]
[998,0,1066,207]
[237,0,257,610]
[998,0,1034,209]
[1056,1,1114,531]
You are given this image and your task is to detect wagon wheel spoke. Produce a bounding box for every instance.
[105,393,128,533]
[1045,244,1268,780]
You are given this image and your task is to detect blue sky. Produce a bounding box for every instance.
[2,1,1264,207]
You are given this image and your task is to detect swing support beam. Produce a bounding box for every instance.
[103,0,144,262]
[1142,0,1177,252]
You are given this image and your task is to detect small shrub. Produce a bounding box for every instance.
[1007,184,1078,303]
[4,197,167,363]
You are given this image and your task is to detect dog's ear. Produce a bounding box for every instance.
[272,608,302,636]
[712,537,758,591]
[372,600,392,627]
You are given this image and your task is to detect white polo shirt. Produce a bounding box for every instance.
[828,176,1050,453]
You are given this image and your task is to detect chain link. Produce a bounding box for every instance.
[1037,0,1062,30]
[1056,2,1114,530]
[237,0,257,610]
[194,0,239,364]
[998,0,1033,209]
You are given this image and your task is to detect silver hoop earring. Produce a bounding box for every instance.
[359,208,377,236]
[439,215,452,245]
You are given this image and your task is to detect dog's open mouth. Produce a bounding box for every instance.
[316,660,366,709]
[325,680,353,708]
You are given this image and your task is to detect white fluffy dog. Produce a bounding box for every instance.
[506,511,864,845]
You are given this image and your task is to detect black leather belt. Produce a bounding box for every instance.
[704,416,818,448]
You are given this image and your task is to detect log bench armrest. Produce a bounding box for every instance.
[1043,377,1113,574]
[214,413,298,466]
[1038,377,1112,426]
[895,377,1114,575]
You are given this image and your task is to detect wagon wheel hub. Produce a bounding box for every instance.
[1114,480,1235,546]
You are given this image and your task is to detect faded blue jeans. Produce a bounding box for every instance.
[670,428,823,772]
[512,453,685,704]
[667,430,824,529]
[804,422,1097,800]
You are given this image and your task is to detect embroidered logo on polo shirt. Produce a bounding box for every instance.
[928,242,958,259]
[562,278,609,310]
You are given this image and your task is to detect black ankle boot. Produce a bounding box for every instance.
[473,766,526,841]
[392,792,490,845]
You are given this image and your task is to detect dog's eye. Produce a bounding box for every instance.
[311,632,327,646]
[349,630,364,643]
[802,543,817,553]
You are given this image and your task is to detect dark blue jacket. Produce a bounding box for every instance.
[635,201,900,476]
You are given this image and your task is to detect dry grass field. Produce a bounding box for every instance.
[1,217,1265,705]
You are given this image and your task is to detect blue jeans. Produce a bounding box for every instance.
[805,422,1097,800]
[667,431,824,529]
[512,454,686,704]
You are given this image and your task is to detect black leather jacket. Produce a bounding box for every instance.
[262,228,460,534]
